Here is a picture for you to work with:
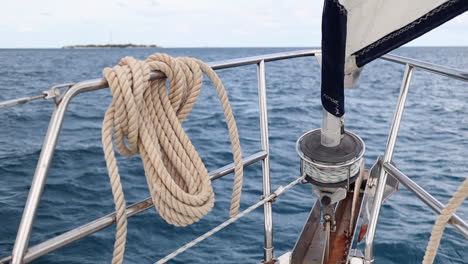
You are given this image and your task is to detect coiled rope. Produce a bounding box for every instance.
[101,53,244,264]
[422,177,468,264]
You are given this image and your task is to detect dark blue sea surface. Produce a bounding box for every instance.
[0,47,467,263]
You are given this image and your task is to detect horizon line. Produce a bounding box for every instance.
[1,45,468,49]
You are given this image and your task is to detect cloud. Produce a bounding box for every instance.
[116,2,127,8]
[0,0,466,48]
[147,0,159,6]
[16,26,35,33]
[40,11,52,17]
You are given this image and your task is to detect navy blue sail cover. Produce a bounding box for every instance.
[321,0,468,117]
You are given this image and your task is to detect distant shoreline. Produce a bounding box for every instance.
[0,46,465,50]
[62,44,161,49]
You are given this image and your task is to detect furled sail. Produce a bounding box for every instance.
[321,0,468,117]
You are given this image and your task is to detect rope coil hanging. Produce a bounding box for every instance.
[101,53,244,264]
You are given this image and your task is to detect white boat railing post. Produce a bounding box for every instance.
[257,60,274,262]
[364,64,414,263]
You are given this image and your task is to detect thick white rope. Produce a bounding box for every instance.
[155,175,306,264]
[422,177,468,264]
[102,54,244,264]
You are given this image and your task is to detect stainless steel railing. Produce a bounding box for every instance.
[1,49,467,264]
[1,49,320,264]
[363,54,468,264]
[0,151,267,264]
[383,163,468,238]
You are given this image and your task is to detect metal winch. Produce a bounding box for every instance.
[296,128,365,188]
[296,128,365,232]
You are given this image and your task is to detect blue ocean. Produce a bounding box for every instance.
[0,47,467,263]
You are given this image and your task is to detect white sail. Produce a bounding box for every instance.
[343,0,447,59]
[321,0,468,117]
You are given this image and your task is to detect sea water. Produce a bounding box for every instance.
[0,47,467,263]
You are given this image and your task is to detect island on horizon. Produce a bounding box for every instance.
[62,43,161,49]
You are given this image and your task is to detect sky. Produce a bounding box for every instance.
[1,0,468,48]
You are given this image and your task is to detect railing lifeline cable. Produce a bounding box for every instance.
[155,175,305,264]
